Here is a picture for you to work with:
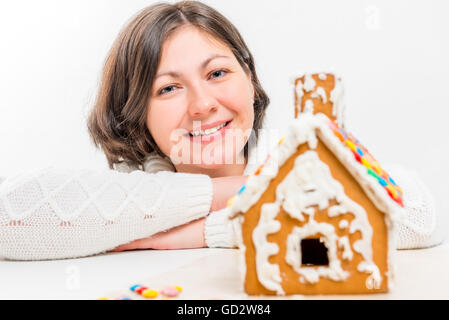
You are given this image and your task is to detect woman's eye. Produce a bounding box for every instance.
[209,69,227,79]
[159,85,176,95]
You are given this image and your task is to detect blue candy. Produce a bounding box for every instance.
[238,185,246,195]
[388,177,397,186]
[378,177,387,186]
[130,284,141,292]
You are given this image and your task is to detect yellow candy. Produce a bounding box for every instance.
[361,157,371,169]
[142,289,158,298]
[174,286,183,292]
[278,136,285,145]
[386,185,398,198]
[345,140,356,151]
[227,196,235,207]
[372,163,382,175]
[96,297,109,300]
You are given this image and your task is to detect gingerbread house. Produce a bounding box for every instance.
[227,73,405,295]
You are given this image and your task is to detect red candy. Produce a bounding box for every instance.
[134,286,148,294]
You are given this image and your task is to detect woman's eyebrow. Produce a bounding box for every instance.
[155,54,231,79]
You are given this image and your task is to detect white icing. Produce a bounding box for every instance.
[276,151,377,285]
[295,80,304,112]
[295,73,345,127]
[304,99,314,114]
[229,113,405,293]
[252,202,284,294]
[329,76,346,127]
[303,73,316,92]
[311,86,327,104]
[339,219,349,229]
[337,236,353,260]
[286,220,349,284]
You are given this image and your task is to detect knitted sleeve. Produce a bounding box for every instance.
[0,166,212,260]
[385,164,440,249]
[203,164,441,250]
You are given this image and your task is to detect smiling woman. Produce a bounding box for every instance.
[86,1,269,175]
[148,25,256,176]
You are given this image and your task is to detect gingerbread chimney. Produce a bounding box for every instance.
[294,73,346,128]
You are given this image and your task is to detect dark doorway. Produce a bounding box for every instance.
[301,238,329,266]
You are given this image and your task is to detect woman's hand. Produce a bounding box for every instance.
[110,217,206,251]
[110,175,247,252]
[210,175,248,212]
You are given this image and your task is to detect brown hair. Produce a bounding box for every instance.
[87,0,270,170]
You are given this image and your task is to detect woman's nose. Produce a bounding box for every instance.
[187,84,218,118]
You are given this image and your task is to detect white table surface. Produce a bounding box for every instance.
[1,242,448,300]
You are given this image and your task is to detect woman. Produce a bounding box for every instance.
[0,1,439,260]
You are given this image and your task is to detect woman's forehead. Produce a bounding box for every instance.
[159,25,234,63]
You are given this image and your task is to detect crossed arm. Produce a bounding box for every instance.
[110,175,248,251]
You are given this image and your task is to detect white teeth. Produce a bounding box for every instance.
[190,122,228,136]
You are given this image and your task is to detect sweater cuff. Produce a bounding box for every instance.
[204,207,238,248]
[156,171,213,223]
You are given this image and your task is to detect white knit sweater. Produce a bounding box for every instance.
[0,152,440,260]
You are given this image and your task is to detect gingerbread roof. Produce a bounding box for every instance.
[227,112,405,225]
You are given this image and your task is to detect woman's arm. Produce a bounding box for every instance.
[0,167,213,260]
[111,175,248,251]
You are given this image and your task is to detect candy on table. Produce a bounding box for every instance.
[142,289,158,298]
[129,284,183,299]
[130,284,157,298]
[160,286,182,297]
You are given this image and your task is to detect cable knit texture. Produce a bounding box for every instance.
[0,151,440,260]
[0,165,212,260]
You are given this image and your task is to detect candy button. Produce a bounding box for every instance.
[372,163,382,175]
[368,168,379,179]
[226,196,235,207]
[389,177,397,186]
[238,185,246,195]
[96,297,109,300]
[386,185,398,198]
[378,177,387,187]
[356,147,364,156]
[395,197,404,207]
[174,286,183,292]
[134,286,148,294]
[120,297,132,300]
[345,140,356,152]
[278,136,285,145]
[333,130,345,142]
[130,284,141,292]
[361,157,371,169]
[160,286,180,297]
[142,289,158,298]
[351,150,361,163]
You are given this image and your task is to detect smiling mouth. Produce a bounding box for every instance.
[188,121,231,137]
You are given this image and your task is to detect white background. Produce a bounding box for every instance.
[0,0,448,241]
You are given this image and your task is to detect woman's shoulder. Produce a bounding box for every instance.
[113,152,176,174]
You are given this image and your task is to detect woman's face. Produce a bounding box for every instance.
[146,25,255,171]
